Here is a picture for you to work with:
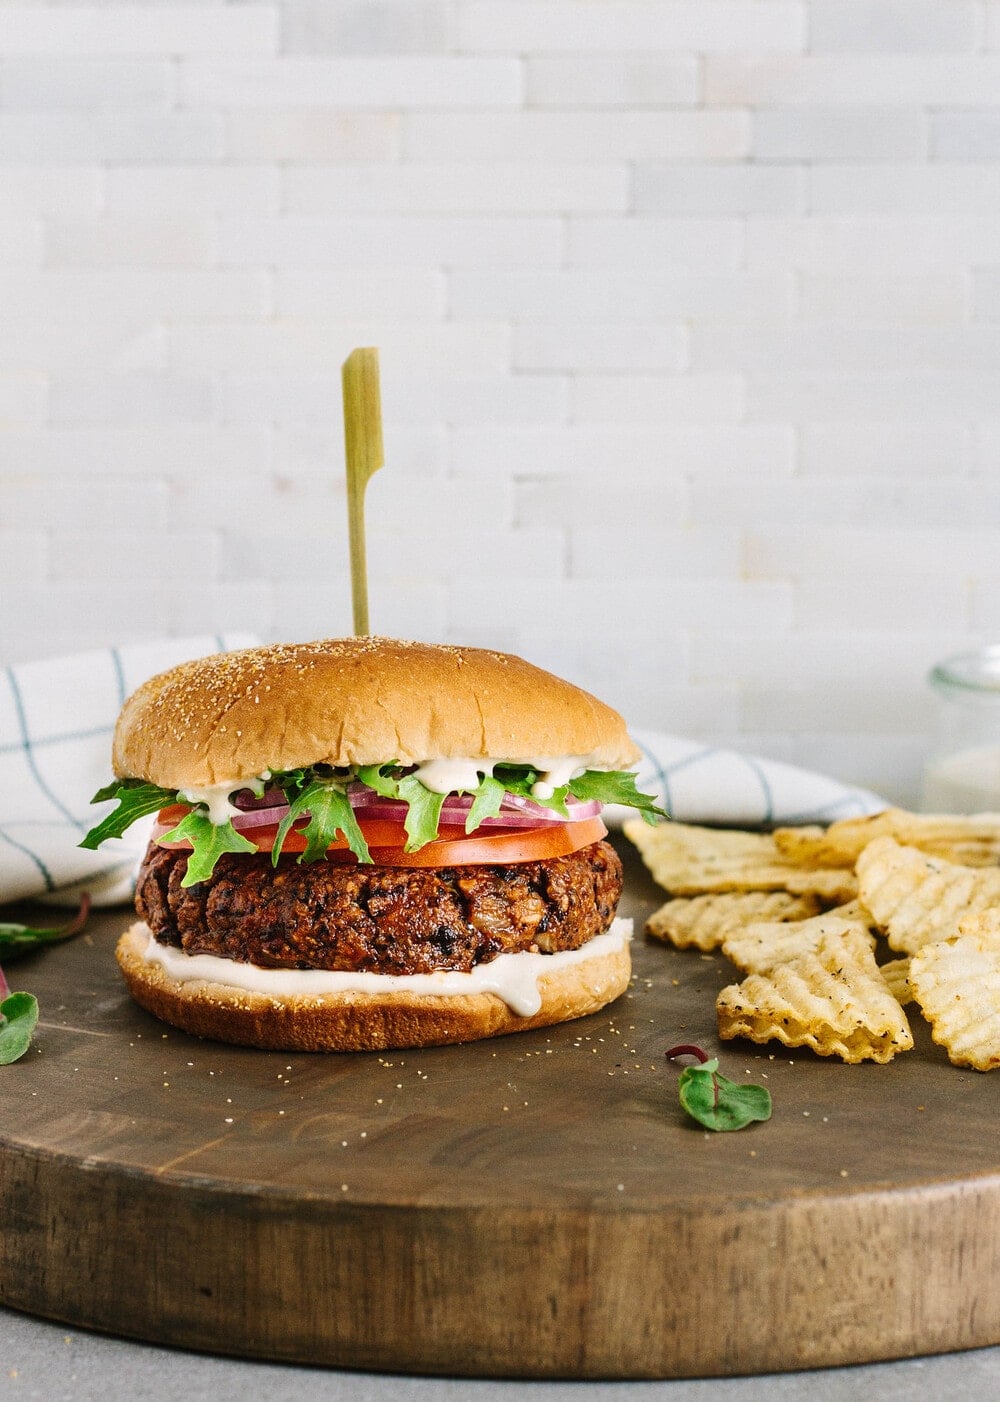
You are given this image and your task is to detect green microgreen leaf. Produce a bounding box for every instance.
[667,1045,772,1132]
[272,779,371,866]
[159,810,257,887]
[78,759,666,869]
[0,896,89,1068]
[485,766,565,819]
[354,763,397,800]
[567,769,667,824]
[0,992,39,1065]
[79,778,178,850]
[490,764,540,802]
[0,893,91,959]
[393,775,446,852]
[274,768,309,798]
[464,774,506,833]
[355,764,446,851]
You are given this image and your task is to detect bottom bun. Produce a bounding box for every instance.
[115,921,633,1052]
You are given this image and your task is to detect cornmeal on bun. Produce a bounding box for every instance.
[83,637,661,1051]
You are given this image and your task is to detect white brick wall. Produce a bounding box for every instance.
[3,0,1000,806]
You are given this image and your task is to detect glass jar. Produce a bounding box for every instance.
[920,646,1000,812]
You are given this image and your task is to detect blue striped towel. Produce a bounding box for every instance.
[628,730,884,829]
[0,638,885,909]
[0,634,256,908]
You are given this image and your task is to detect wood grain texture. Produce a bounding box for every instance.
[3,837,1000,1378]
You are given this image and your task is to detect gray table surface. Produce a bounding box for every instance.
[4,1307,1000,1402]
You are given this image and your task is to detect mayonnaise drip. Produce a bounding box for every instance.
[409,757,494,794]
[178,758,598,823]
[141,918,632,1018]
[410,754,592,798]
[177,777,265,825]
[523,755,590,801]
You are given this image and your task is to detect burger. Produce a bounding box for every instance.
[82,637,662,1051]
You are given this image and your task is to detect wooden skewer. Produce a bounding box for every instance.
[341,347,384,636]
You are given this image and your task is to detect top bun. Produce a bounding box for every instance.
[113,637,641,790]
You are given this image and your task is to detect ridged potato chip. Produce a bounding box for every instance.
[646,890,822,952]
[716,927,913,1064]
[910,934,1000,1071]
[856,836,1000,954]
[878,957,914,1006]
[624,819,857,902]
[956,909,1000,945]
[774,808,1000,870]
[722,904,872,976]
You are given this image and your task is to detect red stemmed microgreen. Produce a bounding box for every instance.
[0,892,91,956]
[665,1043,772,1132]
[0,894,90,1066]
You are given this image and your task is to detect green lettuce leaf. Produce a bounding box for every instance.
[393,775,446,852]
[77,760,666,871]
[355,765,445,852]
[567,768,666,823]
[158,809,257,887]
[464,774,506,833]
[354,763,397,801]
[274,768,309,798]
[491,764,571,818]
[489,764,538,802]
[79,778,178,850]
[273,779,371,866]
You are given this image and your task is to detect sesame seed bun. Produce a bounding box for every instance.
[112,637,640,790]
[115,920,633,1052]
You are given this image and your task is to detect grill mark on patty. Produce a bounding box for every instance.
[135,840,624,978]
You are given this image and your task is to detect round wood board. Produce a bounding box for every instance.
[3,835,1000,1379]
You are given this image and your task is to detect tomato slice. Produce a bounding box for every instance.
[154,806,607,867]
[364,815,607,867]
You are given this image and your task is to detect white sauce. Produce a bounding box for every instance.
[411,754,593,800]
[523,755,590,801]
[177,781,245,825]
[410,757,495,793]
[141,918,632,1018]
[180,757,599,823]
[178,775,269,824]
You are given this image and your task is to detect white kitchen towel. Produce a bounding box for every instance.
[0,634,257,908]
[628,730,884,829]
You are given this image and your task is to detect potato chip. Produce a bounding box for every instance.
[646,890,822,952]
[878,957,914,1006]
[856,836,1000,955]
[623,818,857,903]
[716,927,913,1063]
[722,905,872,976]
[910,934,1000,1071]
[957,909,1000,945]
[774,808,1000,870]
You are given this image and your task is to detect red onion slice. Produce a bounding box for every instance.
[153,806,296,843]
[349,783,600,822]
[233,788,287,811]
[493,791,602,821]
[229,803,293,831]
[344,799,577,829]
[168,782,603,839]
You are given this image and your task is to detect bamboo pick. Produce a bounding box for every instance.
[341,347,384,636]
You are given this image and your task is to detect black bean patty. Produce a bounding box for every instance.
[135,840,624,977]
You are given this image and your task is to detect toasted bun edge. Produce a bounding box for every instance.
[115,921,633,1051]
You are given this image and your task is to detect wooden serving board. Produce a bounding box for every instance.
[3,836,1000,1379]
